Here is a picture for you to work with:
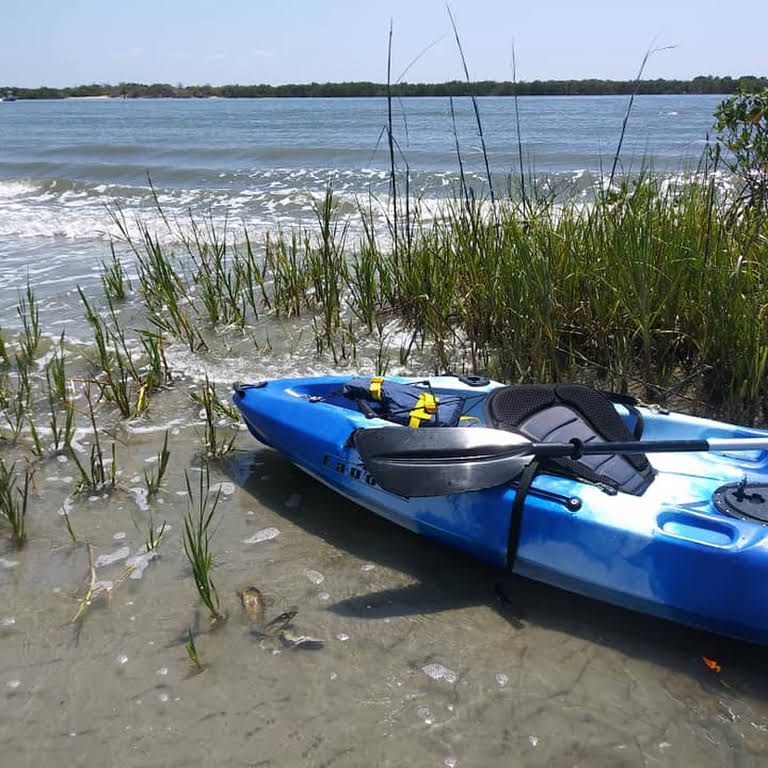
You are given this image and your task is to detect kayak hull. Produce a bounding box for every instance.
[233,376,768,645]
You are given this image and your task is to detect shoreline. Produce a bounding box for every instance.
[3,74,766,101]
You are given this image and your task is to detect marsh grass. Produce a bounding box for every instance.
[61,499,77,543]
[91,156,768,424]
[0,460,30,545]
[69,543,135,623]
[74,87,766,425]
[183,465,225,623]
[185,626,203,671]
[44,365,75,454]
[101,243,131,301]
[48,332,69,401]
[193,375,237,457]
[79,287,173,417]
[0,328,10,369]
[109,205,208,352]
[3,358,31,443]
[16,281,40,365]
[78,287,135,417]
[98,162,768,423]
[69,544,97,623]
[70,385,117,494]
[144,509,167,552]
[144,430,170,498]
[139,330,172,395]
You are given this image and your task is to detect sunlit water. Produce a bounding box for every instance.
[2,95,767,767]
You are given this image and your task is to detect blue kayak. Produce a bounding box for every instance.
[233,375,768,645]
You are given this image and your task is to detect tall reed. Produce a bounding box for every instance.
[16,281,40,364]
[182,465,225,623]
[70,385,117,494]
[193,375,237,457]
[101,242,131,300]
[0,460,30,545]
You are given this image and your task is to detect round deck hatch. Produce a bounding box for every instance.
[713,480,768,524]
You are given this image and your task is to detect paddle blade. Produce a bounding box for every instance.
[353,426,533,497]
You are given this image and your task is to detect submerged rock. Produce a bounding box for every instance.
[238,586,266,625]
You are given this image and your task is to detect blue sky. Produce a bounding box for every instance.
[2,0,765,88]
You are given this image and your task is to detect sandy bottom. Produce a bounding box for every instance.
[2,387,768,768]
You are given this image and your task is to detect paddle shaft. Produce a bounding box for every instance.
[532,436,768,459]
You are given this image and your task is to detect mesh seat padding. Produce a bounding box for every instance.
[484,384,653,495]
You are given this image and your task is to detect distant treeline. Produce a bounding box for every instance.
[4,75,767,100]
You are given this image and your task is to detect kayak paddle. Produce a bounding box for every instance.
[353,426,768,497]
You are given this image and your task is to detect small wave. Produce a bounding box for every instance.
[0,179,43,199]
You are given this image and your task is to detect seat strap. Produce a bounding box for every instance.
[507,460,539,569]
[369,376,384,402]
[408,392,439,428]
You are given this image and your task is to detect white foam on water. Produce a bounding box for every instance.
[422,663,457,683]
[0,179,40,199]
[416,706,435,725]
[124,418,188,435]
[1,617,16,627]
[529,736,538,748]
[128,486,149,513]
[305,569,324,585]
[495,672,509,686]
[360,563,375,571]
[336,633,350,642]
[117,654,128,665]
[243,527,280,544]
[6,679,21,689]
[0,557,19,569]
[113,531,127,540]
[95,546,130,568]
[125,550,158,580]
[209,482,235,496]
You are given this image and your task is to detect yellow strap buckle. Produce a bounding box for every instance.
[370,376,383,402]
[408,392,439,428]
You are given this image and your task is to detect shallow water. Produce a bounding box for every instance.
[3,389,768,767]
[2,94,768,766]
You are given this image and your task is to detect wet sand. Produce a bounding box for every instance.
[3,384,768,767]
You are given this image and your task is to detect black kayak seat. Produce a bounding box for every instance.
[484,384,654,496]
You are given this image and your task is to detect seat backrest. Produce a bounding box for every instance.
[484,384,654,495]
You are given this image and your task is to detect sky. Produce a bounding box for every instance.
[1,0,765,88]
